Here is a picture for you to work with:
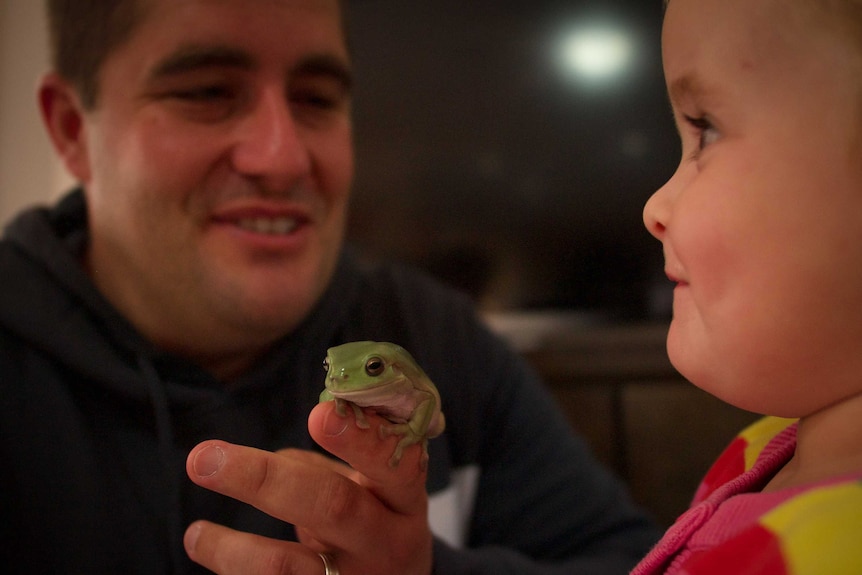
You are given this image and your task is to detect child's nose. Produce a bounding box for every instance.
[643,189,667,240]
[643,170,679,240]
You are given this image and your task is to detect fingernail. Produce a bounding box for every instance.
[193,444,224,477]
[184,522,202,554]
[323,408,349,437]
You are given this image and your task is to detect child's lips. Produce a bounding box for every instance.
[665,269,688,286]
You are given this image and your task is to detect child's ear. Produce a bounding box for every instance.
[38,73,92,183]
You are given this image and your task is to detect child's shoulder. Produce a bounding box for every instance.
[737,416,799,458]
[763,476,862,540]
[682,417,862,574]
[682,477,862,575]
[694,416,798,503]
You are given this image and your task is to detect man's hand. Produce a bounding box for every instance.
[183,401,434,575]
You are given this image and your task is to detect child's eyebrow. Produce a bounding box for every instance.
[667,73,715,107]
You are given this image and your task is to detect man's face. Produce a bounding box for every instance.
[73,0,353,375]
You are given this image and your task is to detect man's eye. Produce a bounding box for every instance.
[171,85,234,102]
[290,76,350,113]
[291,90,340,110]
[161,85,240,122]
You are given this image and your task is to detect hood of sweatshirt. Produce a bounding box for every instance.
[0,190,362,573]
[0,190,359,401]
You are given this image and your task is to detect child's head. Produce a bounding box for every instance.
[644,0,862,418]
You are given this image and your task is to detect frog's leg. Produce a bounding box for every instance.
[334,398,370,429]
[380,394,437,468]
[385,434,430,469]
[378,432,431,469]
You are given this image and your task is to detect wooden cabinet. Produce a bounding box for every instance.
[487,315,760,527]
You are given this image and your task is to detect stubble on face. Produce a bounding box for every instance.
[79,0,354,378]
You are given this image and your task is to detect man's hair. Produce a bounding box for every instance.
[45,0,145,110]
[45,0,349,111]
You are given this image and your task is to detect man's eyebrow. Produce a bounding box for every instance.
[149,45,255,79]
[147,46,353,90]
[294,54,353,91]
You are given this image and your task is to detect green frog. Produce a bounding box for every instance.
[319,341,446,468]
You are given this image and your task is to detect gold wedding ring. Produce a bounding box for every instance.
[318,552,339,575]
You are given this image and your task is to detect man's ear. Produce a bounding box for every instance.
[38,73,92,183]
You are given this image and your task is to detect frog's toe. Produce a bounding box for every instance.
[350,403,371,429]
[334,399,348,417]
[388,444,405,467]
[378,423,396,439]
[379,422,411,439]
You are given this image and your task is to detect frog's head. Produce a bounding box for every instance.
[323,341,407,393]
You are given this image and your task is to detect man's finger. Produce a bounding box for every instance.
[184,520,322,575]
[308,401,429,514]
[185,440,405,552]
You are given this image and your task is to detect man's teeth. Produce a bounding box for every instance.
[237,217,298,235]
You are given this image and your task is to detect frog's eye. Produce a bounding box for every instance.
[322,358,330,372]
[365,356,385,377]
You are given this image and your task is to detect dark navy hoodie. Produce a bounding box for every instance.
[0,190,659,574]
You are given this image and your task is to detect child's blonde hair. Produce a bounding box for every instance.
[809,1,862,46]
[662,0,862,150]
[816,1,862,153]
[662,0,862,35]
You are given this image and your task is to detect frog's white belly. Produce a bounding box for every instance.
[330,378,421,422]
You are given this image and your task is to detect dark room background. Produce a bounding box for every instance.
[344,0,679,323]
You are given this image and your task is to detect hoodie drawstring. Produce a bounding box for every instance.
[137,354,186,574]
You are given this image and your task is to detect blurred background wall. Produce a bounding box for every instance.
[0,0,71,226]
[0,0,759,527]
[1,0,678,322]
[344,0,678,322]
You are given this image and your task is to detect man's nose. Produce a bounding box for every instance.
[231,88,311,185]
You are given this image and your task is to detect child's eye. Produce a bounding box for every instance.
[684,115,720,151]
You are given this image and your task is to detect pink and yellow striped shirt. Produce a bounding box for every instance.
[631,417,862,575]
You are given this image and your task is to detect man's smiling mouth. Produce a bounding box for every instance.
[236,217,299,235]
